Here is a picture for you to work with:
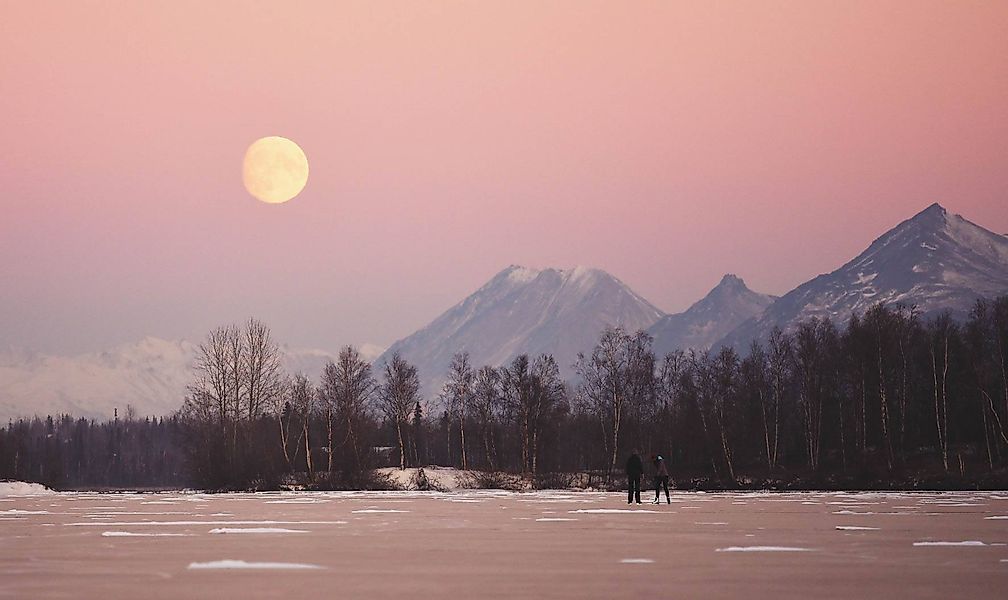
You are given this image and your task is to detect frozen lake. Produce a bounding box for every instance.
[2,489,1008,598]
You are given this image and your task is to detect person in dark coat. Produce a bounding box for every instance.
[651,454,670,504]
[625,449,644,504]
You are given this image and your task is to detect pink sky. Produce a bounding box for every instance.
[2,1,1006,354]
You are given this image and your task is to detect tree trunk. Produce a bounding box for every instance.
[717,407,735,482]
[610,393,622,476]
[927,344,943,471]
[759,388,772,471]
[877,340,893,471]
[838,389,846,473]
[899,336,908,463]
[303,421,313,475]
[981,391,993,470]
[772,381,780,469]
[459,416,467,471]
[396,420,406,470]
[484,424,496,471]
[531,429,539,476]
[326,405,334,474]
[278,413,291,471]
[941,338,949,471]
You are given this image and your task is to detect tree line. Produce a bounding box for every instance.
[2,298,1006,490]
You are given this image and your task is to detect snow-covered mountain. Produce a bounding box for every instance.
[648,274,776,357]
[376,265,665,399]
[720,203,1008,349]
[0,338,381,422]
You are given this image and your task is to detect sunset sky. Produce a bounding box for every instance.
[2,1,1006,354]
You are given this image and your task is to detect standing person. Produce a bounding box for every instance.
[652,455,670,504]
[625,449,643,505]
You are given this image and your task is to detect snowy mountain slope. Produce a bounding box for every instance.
[720,203,1008,349]
[0,338,381,421]
[648,274,776,357]
[375,265,666,399]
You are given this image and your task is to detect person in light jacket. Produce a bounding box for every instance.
[651,454,670,504]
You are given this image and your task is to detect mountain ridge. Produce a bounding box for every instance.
[0,338,383,422]
[718,203,1008,349]
[648,274,776,356]
[376,265,666,399]
[3,204,1005,420]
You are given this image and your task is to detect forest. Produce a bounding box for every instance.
[2,296,1007,491]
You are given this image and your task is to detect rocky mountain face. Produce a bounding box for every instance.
[648,274,776,357]
[719,203,1008,349]
[376,265,665,398]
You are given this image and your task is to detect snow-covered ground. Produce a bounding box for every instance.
[0,481,54,496]
[1,489,1007,598]
[376,466,479,491]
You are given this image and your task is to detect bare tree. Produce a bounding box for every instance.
[442,352,474,470]
[319,346,376,475]
[273,379,295,472]
[379,353,421,470]
[289,373,316,474]
[656,350,688,467]
[793,318,838,472]
[927,314,954,471]
[575,327,654,478]
[503,355,533,473]
[189,324,240,463]
[244,318,284,422]
[472,365,503,470]
[185,319,286,485]
[528,354,566,475]
[741,341,775,472]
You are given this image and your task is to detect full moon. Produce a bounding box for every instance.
[242,136,309,204]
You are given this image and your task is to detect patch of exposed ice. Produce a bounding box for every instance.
[716,546,812,552]
[570,509,659,514]
[0,509,49,515]
[836,526,879,531]
[84,512,192,516]
[913,541,986,547]
[102,531,193,537]
[351,509,409,514]
[67,520,347,527]
[208,528,308,534]
[187,559,325,570]
[620,558,654,564]
[984,516,1008,520]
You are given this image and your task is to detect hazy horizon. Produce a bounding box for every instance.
[3,2,1007,355]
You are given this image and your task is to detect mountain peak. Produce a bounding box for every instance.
[494,264,614,288]
[917,202,947,217]
[715,273,747,290]
[904,202,950,231]
[648,274,775,355]
[379,264,664,399]
[498,264,540,284]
